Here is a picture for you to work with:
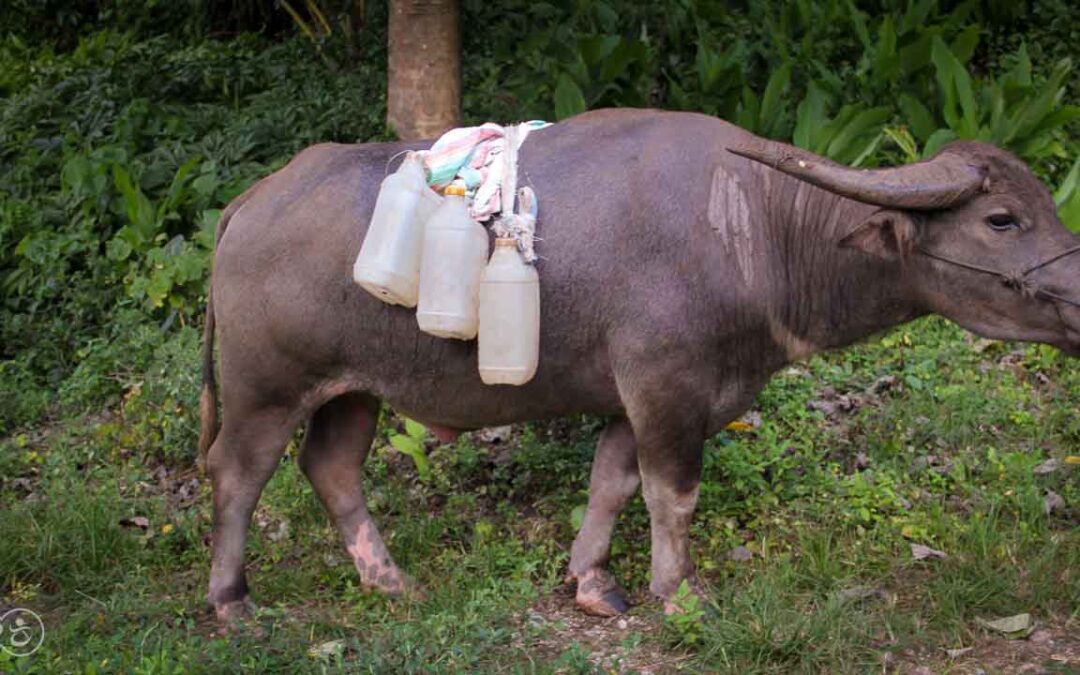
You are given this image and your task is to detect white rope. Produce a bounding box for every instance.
[493,124,539,263]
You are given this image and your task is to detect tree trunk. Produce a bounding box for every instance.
[387,0,461,141]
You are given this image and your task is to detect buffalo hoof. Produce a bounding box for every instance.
[210,596,261,635]
[213,596,255,622]
[573,568,632,617]
[362,570,426,602]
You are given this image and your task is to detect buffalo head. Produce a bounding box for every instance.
[732,139,1080,355]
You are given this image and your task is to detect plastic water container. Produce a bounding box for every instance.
[478,238,540,385]
[416,186,490,339]
[353,153,441,307]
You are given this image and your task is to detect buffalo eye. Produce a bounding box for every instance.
[986,212,1019,231]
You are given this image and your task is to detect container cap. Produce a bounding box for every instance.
[444,185,466,196]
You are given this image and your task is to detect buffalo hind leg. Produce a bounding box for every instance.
[567,417,639,616]
[206,404,295,622]
[298,393,413,596]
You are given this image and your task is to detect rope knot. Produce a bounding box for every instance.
[1001,272,1036,298]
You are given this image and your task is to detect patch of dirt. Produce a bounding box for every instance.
[512,584,690,673]
[889,621,1080,674]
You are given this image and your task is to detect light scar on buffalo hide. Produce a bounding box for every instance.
[708,164,755,287]
[709,163,818,362]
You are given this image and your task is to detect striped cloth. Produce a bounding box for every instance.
[421,120,550,222]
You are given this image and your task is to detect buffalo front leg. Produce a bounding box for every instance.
[206,404,295,622]
[567,417,639,616]
[298,393,413,596]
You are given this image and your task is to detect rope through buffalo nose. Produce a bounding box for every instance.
[915,243,1080,309]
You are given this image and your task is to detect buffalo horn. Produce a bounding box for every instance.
[727,139,986,210]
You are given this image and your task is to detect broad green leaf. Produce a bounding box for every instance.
[986,81,1007,139]
[736,86,760,133]
[1005,58,1071,145]
[793,81,827,150]
[146,269,173,308]
[577,34,619,68]
[1001,43,1032,94]
[600,39,646,84]
[758,61,792,138]
[696,42,721,92]
[850,132,883,167]
[813,105,859,155]
[106,237,133,262]
[923,128,958,157]
[403,417,427,440]
[844,0,871,50]
[161,155,201,215]
[950,23,981,64]
[931,37,960,130]
[826,107,891,163]
[900,0,934,35]
[1054,156,1080,207]
[1058,191,1080,234]
[666,74,690,110]
[553,73,586,121]
[389,433,431,481]
[898,32,933,76]
[899,94,937,143]
[112,164,156,240]
[931,36,978,137]
[884,126,919,163]
[1024,105,1080,145]
[872,15,898,83]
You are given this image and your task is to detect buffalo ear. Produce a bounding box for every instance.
[839,209,917,261]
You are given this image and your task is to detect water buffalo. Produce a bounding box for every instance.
[199,108,1080,620]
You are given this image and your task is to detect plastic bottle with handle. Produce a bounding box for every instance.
[352,152,441,307]
[416,185,490,339]
[478,237,540,385]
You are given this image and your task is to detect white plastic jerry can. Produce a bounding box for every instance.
[416,186,490,339]
[478,238,540,385]
[352,152,441,307]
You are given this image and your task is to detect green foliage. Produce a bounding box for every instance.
[664,579,708,645]
[387,417,432,482]
[0,30,388,429]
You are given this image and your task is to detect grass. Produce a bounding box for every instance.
[1,316,1078,673]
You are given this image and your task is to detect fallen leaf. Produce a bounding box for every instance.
[268,520,290,542]
[1043,490,1065,515]
[836,586,886,604]
[160,523,174,535]
[910,543,947,560]
[725,420,754,432]
[727,545,753,562]
[119,516,150,530]
[976,613,1035,639]
[1033,458,1061,475]
[308,639,345,660]
[1064,456,1080,465]
[944,646,973,659]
